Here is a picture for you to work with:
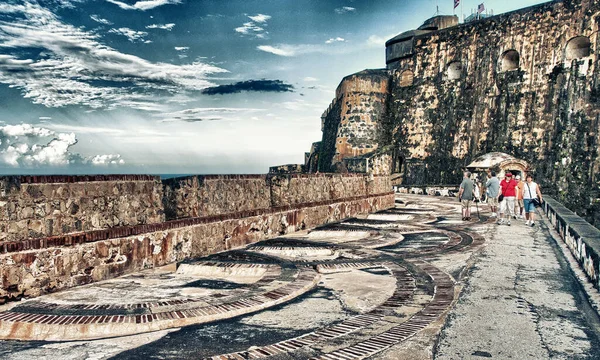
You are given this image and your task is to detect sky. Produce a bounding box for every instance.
[0,0,549,175]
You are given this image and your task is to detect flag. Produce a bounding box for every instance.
[478,3,485,13]
[454,0,460,9]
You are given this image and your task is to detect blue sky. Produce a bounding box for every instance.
[0,0,547,174]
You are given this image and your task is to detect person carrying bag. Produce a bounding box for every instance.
[522,174,543,226]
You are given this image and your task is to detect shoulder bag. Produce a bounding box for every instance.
[526,183,541,207]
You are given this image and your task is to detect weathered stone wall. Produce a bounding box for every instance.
[316,0,600,227]
[270,174,371,207]
[0,176,164,243]
[389,0,600,195]
[162,175,271,220]
[269,164,306,174]
[318,70,390,172]
[0,192,394,302]
[368,175,393,195]
[163,173,390,220]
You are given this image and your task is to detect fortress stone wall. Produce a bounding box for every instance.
[0,174,393,303]
[312,0,600,226]
[0,175,164,243]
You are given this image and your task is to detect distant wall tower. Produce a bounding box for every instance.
[318,69,389,172]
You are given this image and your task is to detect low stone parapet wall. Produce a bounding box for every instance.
[543,197,600,292]
[0,191,394,303]
[0,175,164,243]
[163,173,390,220]
[395,185,459,197]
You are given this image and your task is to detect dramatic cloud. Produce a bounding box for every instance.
[0,124,124,167]
[90,14,113,25]
[325,37,345,44]
[201,79,294,95]
[235,14,271,39]
[159,107,262,122]
[146,23,175,30]
[0,123,53,137]
[106,0,181,11]
[109,27,149,42]
[0,2,227,109]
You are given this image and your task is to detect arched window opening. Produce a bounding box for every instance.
[398,70,414,87]
[447,61,462,80]
[500,50,520,72]
[566,36,591,60]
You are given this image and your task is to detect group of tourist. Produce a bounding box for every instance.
[458,170,542,226]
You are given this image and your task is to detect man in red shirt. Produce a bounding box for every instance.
[498,172,518,226]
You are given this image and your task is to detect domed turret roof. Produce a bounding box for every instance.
[385,30,431,46]
[467,152,528,169]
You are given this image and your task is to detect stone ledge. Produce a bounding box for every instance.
[543,197,600,291]
[12,175,160,184]
[0,192,394,254]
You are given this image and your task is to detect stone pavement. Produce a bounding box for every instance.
[0,195,598,359]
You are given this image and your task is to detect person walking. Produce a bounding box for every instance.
[523,174,543,226]
[485,171,500,218]
[515,175,525,219]
[499,172,518,225]
[458,171,475,221]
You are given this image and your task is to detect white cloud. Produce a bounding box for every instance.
[90,14,113,25]
[158,107,263,123]
[257,45,294,56]
[106,0,181,11]
[0,123,125,167]
[303,77,319,82]
[325,37,345,44]
[0,2,228,109]
[257,44,332,57]
[174,46,189,59]
[90,154,125,165]
[335,6,356,14]
[0,123,53,137]
[366,33,396,48]
[248,14,271,23]
[109,27,149,42]
[146,23,175,30]
[235,14,271,39]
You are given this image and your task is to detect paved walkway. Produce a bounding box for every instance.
[435,211,600,359]
[0,195,598,359]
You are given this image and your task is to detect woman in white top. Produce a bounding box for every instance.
[522,174,543,226]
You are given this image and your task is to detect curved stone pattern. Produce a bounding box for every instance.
[0,194,486,357]
[200,197,488,360]
[207,262,417,360]
[310,261,455,360]
[0,263,320,341]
